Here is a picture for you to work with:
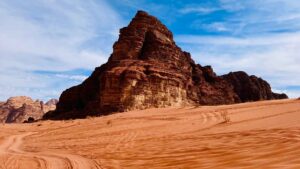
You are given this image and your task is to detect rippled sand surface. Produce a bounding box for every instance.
[0,99,300,169]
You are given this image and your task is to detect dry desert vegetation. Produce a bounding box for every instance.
[0,99,300,169]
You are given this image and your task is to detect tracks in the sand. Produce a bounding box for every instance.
[0,132,102,169]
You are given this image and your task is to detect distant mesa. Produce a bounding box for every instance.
[43,10,287,120]
[0,96,57,123]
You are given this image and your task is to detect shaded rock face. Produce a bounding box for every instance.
[44,11,287,120]
[222,71,288,102]
[0,96,57,123]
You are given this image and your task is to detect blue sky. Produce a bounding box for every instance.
[0,0,300,101]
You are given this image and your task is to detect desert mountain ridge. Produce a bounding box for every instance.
[0,96,57,123]
[44,10,287,120]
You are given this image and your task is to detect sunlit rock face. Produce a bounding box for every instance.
[0,96,57,123]
[44,11,287,120]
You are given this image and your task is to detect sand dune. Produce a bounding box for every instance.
[0,99,300,168]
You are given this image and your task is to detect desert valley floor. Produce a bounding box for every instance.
[0,99,300,169]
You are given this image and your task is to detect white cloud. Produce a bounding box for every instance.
[55,74,88,81]
[0,0,123,100]
[0,0,121,71]
[176,32,300,46]
[185,0,300,35]
[179,6,220,14]
[191,22,230,32]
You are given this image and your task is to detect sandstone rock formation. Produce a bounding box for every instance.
[44,99,58,113]
[45,99,59,106]
[222,71,288,102]
[0,96,57,123]
[44,11,287,120]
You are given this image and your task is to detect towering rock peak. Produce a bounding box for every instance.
[109,10,177,62]
[44,11,287,120]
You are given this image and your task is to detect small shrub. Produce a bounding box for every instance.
[220,111,230,124]
[106,120,112,126]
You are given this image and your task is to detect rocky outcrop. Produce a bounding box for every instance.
[46,99,58,105]
[0,96,57,123]
[222,71,288,102]
[44,11,287,120]
[44,99,58,113]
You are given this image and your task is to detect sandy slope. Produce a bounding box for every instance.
[0,132,101,169]
[0,99,300,168]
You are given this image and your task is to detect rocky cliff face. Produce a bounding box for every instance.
[44,11,287,120]
[0,96,57,123]
[222,71,288,102]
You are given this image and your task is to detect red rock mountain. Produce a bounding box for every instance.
[44,11,287,120]
[0,96,57,123]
